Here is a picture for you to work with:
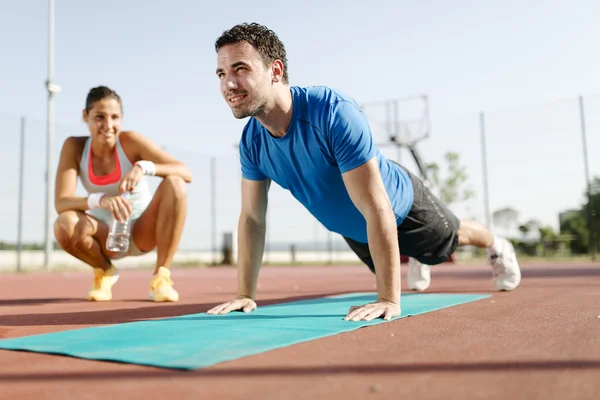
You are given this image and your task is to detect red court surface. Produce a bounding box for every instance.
[1,261,599,400]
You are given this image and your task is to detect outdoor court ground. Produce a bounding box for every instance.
[0,261,599,399]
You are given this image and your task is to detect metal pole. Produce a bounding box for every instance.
[479,112,491,230]
[264,208,269,264]
[393,100,401,164]
[17,117,25,272]
[578,95,596,261]
[385,100,391,142]
[313,219,318,255]
[327,231,333,265]
[210,156,216,264]
[44,0,61,270]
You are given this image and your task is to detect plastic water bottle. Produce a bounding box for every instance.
[106,193,132,253]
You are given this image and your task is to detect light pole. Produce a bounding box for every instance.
[44,0,62,270]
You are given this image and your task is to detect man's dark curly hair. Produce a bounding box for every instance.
[215,23,289,84]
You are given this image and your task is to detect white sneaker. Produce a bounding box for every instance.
[407,257,431,291]
[487,238,521,291]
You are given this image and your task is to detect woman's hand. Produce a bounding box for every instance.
[118,164,144,193]
[100,194,133,222]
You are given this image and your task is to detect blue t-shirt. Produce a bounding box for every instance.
[239,85,414,243]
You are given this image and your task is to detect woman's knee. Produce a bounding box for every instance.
[162,175,187,200]
[53,211,89,248]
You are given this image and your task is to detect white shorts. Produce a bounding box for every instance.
[87,208,150,259]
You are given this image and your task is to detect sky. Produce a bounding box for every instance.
[0,0,599,250]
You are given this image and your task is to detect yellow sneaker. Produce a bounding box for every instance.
[149,267,179,302]
[88,266,120,301]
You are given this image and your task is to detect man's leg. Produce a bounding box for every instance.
[394,164,521,291]
[457,219,493,247]
[456,219,521,290]
[131,175,188,302]
[54,211,120,301]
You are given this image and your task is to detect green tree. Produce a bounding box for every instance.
[560,212,589,254]
[425,152,474,206]
[539,226,556,241]
[560,176,600,255]
[518,219,541,237]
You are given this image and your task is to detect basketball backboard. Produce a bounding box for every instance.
[361,94,431,148]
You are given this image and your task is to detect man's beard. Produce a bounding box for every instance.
[232,97,265,119]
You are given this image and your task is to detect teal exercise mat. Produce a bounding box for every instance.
[0,293,490,370]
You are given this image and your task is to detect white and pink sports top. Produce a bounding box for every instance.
[79,136,152,223]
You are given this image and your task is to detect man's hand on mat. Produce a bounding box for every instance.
[344,300,400,322]
[206,297,257,315]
